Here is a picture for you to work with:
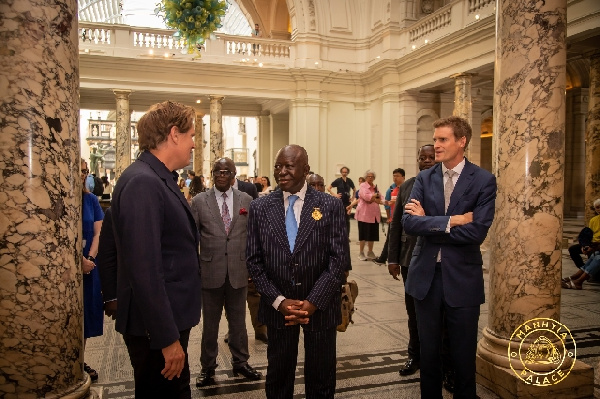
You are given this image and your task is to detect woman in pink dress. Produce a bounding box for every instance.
[355,170,383,261]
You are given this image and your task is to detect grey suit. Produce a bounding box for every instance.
[190,187,253,370]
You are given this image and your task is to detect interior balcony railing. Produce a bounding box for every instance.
[79,22,294,68]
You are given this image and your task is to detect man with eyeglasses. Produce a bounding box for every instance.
[190,158,262,387]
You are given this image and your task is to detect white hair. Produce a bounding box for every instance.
[363,169,376,179]
[594,198,600,208]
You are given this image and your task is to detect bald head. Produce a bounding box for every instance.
[273,145,310,194]
[306,174,325,192]
[212,157,236,192]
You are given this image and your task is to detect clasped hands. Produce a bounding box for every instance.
[278,298,317,326]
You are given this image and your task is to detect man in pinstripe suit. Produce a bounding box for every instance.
[247,145,347,399]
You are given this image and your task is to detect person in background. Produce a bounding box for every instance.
[372,168,405,265]
[259,176,272,197]
[355,170,383,261]
[252,23,263,54]
[80,159,104,382]
[85,168,96,193]
[562,242,600,289]
[110,101,202,398]
[346,176,365,215]
[387,145,436,377]
[187,175,205,201]
[568,198,600,271]
[307,173,326,192]
[101,175,112,196]
[185,170,195,187]
[246,145,346,399]
[328,166,356,240]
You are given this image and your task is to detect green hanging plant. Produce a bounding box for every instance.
[155,0,228,54]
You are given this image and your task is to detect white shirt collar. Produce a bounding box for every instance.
[442,158,466,177]
[214,186,233,197]
[283,181,308,201]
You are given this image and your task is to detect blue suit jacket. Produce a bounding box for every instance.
[111,151,202,349]
[246,187,347,330]
[402,159,496,307]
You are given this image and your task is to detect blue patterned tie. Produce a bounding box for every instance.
[286,195,299,252]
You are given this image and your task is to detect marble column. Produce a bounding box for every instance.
[0,0,91,397]
[451,73,474,159]
[209,95,225,167]
[113,90,132,182]
[585,53,600,224]
[193,112,205,177]
[476,0,593,397]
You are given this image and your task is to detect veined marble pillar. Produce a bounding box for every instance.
[451,73,474,160]
[209,95,225,167]
[476,0,593,397]
[113,89,132,181]
[0,0,90,397]
[585,53,600,224]
[194,112,205,177]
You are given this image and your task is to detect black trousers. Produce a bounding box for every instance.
[378,232,390,262]
[569,244,584,268]
[400,266,419,360]
[414,267,479,399]
[266,325,336,399]
[123,329,191,399]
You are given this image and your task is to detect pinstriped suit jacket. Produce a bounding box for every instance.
[246,186,347,331]
[191,187,253,290]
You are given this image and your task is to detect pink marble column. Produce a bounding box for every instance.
[194,111,205,177]
[113,89,132,182]
[476,0,593,396]
[209,95,225,167]
[451,73,475,159]
[585,53,600,224]
[0,0,90,397]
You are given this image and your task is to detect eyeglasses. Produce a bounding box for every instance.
[81,169,89,174]
[213,170,233,177]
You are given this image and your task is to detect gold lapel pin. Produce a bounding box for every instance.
[312,207,322,221]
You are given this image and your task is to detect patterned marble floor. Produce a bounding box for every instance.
[86,218,600,398]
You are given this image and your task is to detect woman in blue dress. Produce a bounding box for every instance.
[81,159,104,381]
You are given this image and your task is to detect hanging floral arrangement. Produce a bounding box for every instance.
[155,0,228,54]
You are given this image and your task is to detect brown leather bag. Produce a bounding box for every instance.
[337,280,358,332]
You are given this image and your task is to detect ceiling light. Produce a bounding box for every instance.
[196,100,202,104]
[258,63,263,67]
[475,14,480,20]
[376,55,380,59]
[424,39,429,44]
[164,53,169,58]
[315,61,319,65]
[412,45,416,50]
[84,48,90,53]
[149,49,154,55]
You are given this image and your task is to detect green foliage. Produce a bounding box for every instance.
[155,0,228,53]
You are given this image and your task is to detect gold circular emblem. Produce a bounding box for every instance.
[508,317,576,386]
[312,208,322,221]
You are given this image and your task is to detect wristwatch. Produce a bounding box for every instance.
[87,255,96,262]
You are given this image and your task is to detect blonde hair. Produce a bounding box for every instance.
[137,101,195,151]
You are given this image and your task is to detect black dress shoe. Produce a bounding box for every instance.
[398,358,420,376]
[196,369,216,387]
[443,370,455,393]
[232,364,262,380]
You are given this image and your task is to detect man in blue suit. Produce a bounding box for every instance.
[402,116,496,399]
[111,101,202,398]
[246,145,347,399]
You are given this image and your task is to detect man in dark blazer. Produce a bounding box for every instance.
[402,116,496,399]
[387,144,436,376]
[110,101,202,398]
[246,145,347,399]
[191,158,260,387]
[232,176,268,342]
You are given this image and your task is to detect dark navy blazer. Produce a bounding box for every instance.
[246,186,347,330]
[402,160,496,307]
[111,151,202,349]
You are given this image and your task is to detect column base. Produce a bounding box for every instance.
[476,353,594,398]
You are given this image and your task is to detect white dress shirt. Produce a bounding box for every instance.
[214,186,234,218]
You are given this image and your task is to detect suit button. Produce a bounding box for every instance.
[225,253,228,256]
[226,238,230,241]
